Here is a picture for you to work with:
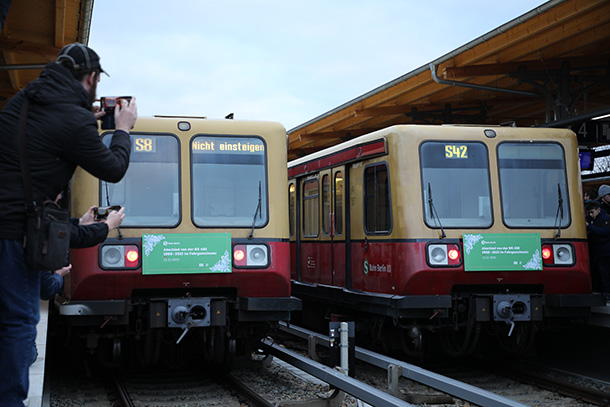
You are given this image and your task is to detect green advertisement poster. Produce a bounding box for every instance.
[142,233,231,275]
[463,233,542,272]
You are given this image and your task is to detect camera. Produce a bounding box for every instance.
[94,205,122,221]
[100,97,132,129]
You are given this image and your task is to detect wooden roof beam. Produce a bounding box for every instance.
[443,56,609,79]
[355,102,491,117]
[2,52,20,89]
[55,0,67,47]
[0,38,61,60]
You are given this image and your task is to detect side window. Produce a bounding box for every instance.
[334,172,343,236]
[322,174,330,236]
[364,164,391,234]
[303,179,319,237]
[289,183,295,238]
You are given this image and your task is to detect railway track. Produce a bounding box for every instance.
[45,322,607,406]
[107,368,274,407]
[497,366,610,406]
[275,322,606,407]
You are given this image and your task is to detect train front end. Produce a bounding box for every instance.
[390,125,604,356]
[59,116,300,367]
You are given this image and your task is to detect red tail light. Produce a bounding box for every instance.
[233,243,270,268]
[427,243,462,267]
[448,247,461,264]
[100,244,140,269]
[233,245,247,266]
[542,243,574,266]
[125,248,139,267]
[542,245,553,262]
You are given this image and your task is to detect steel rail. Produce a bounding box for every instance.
[223,373,276,407]
[498,367,610,406]
[279,322,529,407]
[112,377,135,407]
[260,337,415,407]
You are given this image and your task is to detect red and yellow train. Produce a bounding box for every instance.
[288,124,604,357]
[58,116,300,367]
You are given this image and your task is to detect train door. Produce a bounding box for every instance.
[320,167,346,287]
[289,180,298,280]
[300,175,321,283]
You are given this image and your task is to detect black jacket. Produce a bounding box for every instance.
[587,209,610,259]
[70,218,108,248]
[0,63,131,240]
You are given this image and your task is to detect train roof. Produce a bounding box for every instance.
[288,124,577,171]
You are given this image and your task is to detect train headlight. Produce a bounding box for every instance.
[430,246,447,264]
[541,243,574,266]
[101,245,123,266]
[100,244,140,269]
[233,243,270,268]
[554,244,573,265]
[427,243,461,267]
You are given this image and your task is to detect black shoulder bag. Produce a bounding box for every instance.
[18,98,71,271]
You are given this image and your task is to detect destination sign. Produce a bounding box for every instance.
[192,138,265,154]
[134,137,156,153]
[445,144,468,159]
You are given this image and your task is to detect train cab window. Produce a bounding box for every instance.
[100,134,180,227]
[191,135,268,227]
[322,175,330,236]
[334,172,344,236]
[303,179,320,237]
[498,142,570,228]
[420,142,492,228]
[364,164,391,234]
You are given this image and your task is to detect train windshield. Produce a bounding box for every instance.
[100,134,180,227]
[498,142,570,228]
[191,135,268,227]
[420,142,492,228]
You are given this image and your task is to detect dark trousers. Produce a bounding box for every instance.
[598,256,610,299]
[0,239,41,407]
[592,255,610,300]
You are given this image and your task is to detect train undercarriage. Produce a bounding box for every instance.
[55,293,300,369]
[293,281,603,360]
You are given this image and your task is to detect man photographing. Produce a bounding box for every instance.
[0,42,137,406]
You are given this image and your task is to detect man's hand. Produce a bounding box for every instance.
[103,206,126,232]
[80,206,97,225]
[54,264,72,277]
[93,104,106,120]
[114,97,138,132]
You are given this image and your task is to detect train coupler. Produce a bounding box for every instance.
[472,294,543,330]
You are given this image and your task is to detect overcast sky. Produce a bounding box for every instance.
[89,0,545,131]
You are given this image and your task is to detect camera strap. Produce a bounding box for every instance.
[17,97,37,214]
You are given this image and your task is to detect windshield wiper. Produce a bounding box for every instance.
[428,183,446,239]
[104,181,122,240]
[554,183,564,239]
[248,181,262,240]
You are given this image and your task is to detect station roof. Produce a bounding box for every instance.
[287,0,610,161]
[1,1,608,163]
[0,0,92,106]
